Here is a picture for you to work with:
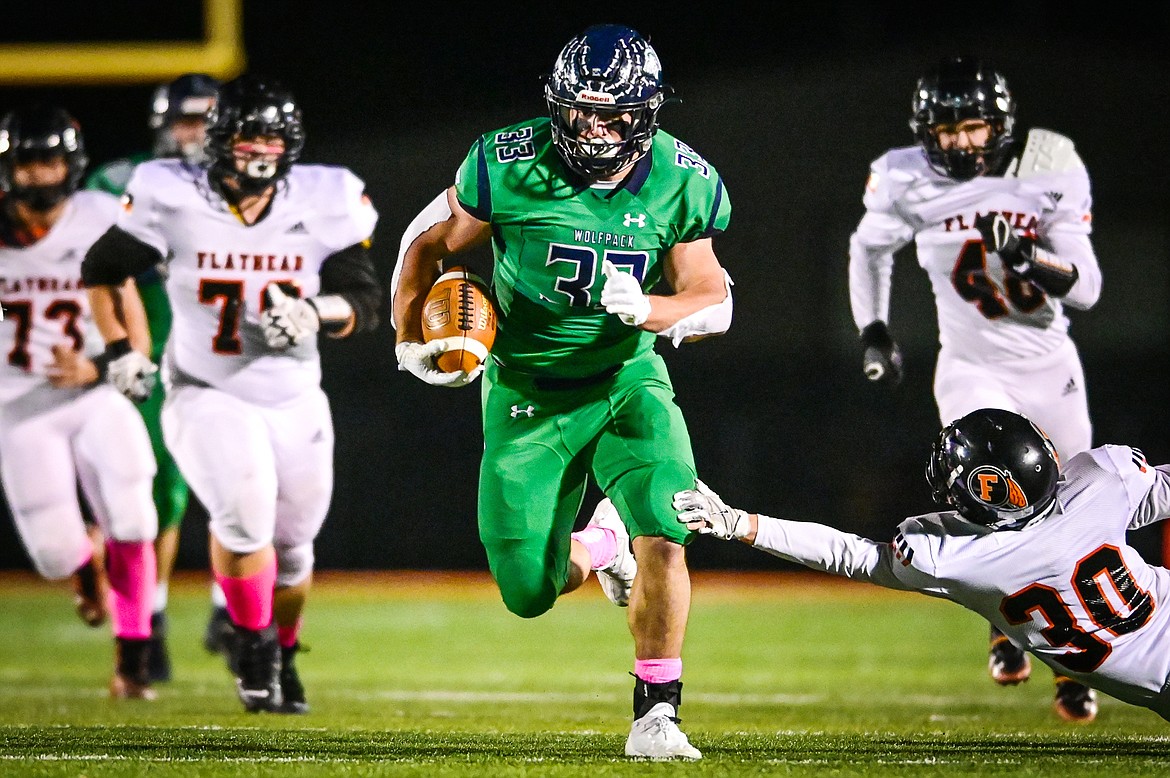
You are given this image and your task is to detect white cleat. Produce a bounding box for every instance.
[587,498,636,607]
[625,702,702,760]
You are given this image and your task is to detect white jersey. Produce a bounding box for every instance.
[753,445,1170,716]
[0,191,118,405]
[117,160,377,405]
[848,130,1101,362]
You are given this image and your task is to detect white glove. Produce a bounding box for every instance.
[600,259,650,326]
[102,339,158,404]
[672,479,752,541]
[395,341,482,387]
[260,284,320,349]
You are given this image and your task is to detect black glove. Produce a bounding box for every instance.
[859,321,903,386]
[974,212,1079,296]
[974,212,1029,267]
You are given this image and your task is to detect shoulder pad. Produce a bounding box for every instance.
[1010,129,1083,178]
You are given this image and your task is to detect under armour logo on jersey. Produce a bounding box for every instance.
[623,213,646,228]
[510,404,535,418]
[1047,191,1064,203]
[285,221,309,234]
[891,532,914,566]
[1062,377,1078,396]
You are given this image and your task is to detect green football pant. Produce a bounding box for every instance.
[478,351,696,618]
[137,278,189,532]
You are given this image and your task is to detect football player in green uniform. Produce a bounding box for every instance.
[84,73,221,681]
[392,24,733,760]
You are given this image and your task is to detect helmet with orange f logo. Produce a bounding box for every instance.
[926,408,1060,530]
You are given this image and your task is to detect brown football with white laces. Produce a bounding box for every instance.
[421,266,497,373]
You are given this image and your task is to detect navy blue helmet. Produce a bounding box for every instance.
[926,408,1061,531]
[0,104,88,211]
[544,24,671,180]
[149,72,219,161]
[910,56,1015,180]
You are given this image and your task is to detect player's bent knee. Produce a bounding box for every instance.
[28,541,88,580]
[103,502,159,544]
[495,565,558,618]
[210,522,274,555]
[275,543,314,588]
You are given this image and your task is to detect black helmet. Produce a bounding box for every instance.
[149,72,219,162]
[0,104,88,211]
[926,408,1061,531]
[910,55,1015,180]
[205,74,305,194]
[544,24,671,180]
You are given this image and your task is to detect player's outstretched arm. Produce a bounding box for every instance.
[673,481,913,590]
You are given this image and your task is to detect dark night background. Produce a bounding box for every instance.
[1,3,1168,573]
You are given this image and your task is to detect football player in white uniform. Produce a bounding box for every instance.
[82,75,382,714]
[0,105,160,700]
[87,72,223,680]
[847,55,1102,718]
[676,409,1170,723]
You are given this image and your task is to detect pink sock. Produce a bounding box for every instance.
[215,559,277,631]
[104,540,156,640]
[634,658,683,684]
[573,525,618,570]
[277,618,302,648]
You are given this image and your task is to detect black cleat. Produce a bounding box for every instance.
[110,636,157,701]
[276,642,310,714]
[988,626,1031,685]
[147,611,172,682]
[1054,676,1098,722]
[229,624,282,713]
[203,605,235,656]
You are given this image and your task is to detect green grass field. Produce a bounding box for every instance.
[2,569,1167,777]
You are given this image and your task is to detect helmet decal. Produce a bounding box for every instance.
[966,466,1028,510]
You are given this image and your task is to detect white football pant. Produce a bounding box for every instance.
[934,338,1093,459]
[162,384,333,587]
[0,385,158,580]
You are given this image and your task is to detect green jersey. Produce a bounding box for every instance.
[454,118,730,379]
[85,151,152,196]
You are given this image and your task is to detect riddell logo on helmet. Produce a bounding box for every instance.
[575,90,617,106]
[968,466,1028,509]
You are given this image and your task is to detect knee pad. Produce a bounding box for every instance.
[612,461,695,543]
[101,476,159,543]
[27,533,90,580]
[276,542,314,588]
[210,513,275,555]
[488,545,559,618]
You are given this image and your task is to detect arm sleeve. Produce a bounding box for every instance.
[81,225,164,286]
[751,514,917,592]
[1131,465,1170,529]
[847,157,915,331]
[319,242,382,335]
[389,189,453,323]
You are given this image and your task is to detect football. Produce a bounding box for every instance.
[422,265,497,373]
